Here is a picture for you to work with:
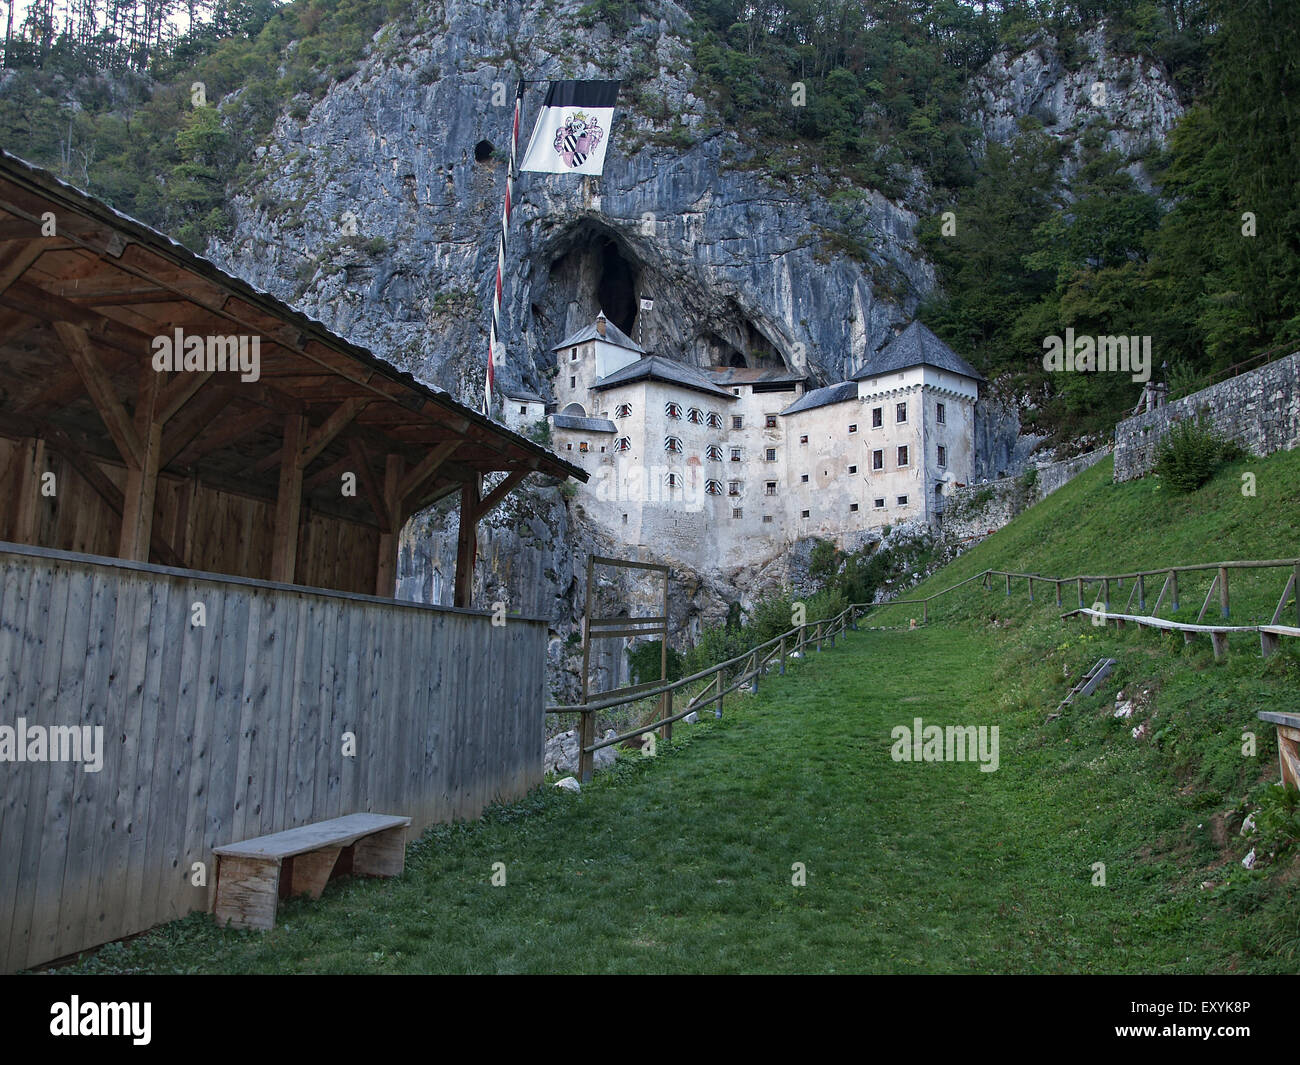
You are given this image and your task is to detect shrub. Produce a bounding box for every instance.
[1154,418,1244,492]
[626,640,683,686]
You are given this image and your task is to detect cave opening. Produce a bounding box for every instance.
[474,139,495,162]
[595,238,638,336]
[545,226,642,340]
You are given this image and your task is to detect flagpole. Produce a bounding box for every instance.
[485,78,526,419]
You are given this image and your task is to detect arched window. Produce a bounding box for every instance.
[614,437,632,453]
[705,444,723,461]
[664,436,683,454]
[706,411,723,429]
[665,401,682,419]
[686,407,704,424]
[705,479,723,496]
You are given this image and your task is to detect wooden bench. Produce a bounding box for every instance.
[1258,712,1300,790]
[212,813,412,931]
[1259,624,1300,658]
[1061,608,1256,661]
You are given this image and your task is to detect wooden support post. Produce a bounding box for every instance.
[1197,573,1219,623]
[1211,630,1228,662]
[13,437,43,544]
[1103,579,1111,610]
[714,671,723,718]
[1153,572,1171,616]
[1138,574,1146,611]
[779,636,786,675]
[1218,566,1230,620]
[1261,631,1281,658]
[1170,570,1179,612]
[1077,577,1084,607]
[270,412,306,583]
[850,607,858,631]
[375,453,402,597]
[453,475,481,608]
[750,651,759,692]
[798,624,806,657]
[1028,577,1034,603]
[1005,573,1011,597]
[119,363,162,562]
[1055,581,1062,608]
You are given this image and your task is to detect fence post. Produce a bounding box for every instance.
[578,708,595,784]
[923,599,929,624]
[1103,579,1111,610]
[1138,574,1146,612]
[798,623,806,657]
[1170,570,1179,612]
[828,621,835,649]
[750,650,759,693]
[1219,566,1230,619]
[779,636,787,674]
[1028,577,1034,603]
[816,621,823,652]
[1055,580,1062,607]
[1005,573,1011,597]
[1077,578,1084,608]
[850,607,858,631]
[714,671,723,718]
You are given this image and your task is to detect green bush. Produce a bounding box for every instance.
[1154,418,1244,492]
[626,640,683,686]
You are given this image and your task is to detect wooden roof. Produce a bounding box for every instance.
[0,149,585,536]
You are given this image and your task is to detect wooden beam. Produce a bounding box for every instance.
[0,238,64,296]
[270,413,306,583]
[474,469,529,521]
[299,397,370,469]
[159,387,239,467]
[171,405,274,468]
[156,368,214,424]
[54,320,142,468]
[398,440,460,501]
[376,453,403,598]
[453,475,480,609]
[13,437,44,543]
[347,437,390,533]
[118,362,163,561]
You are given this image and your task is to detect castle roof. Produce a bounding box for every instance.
[551,414,617,433]
[503,386,545,403]
[781,381,859,416]
[591,356,735,399]
[706,366,806,387]
[852,322,985,383]
[551,313,644,355]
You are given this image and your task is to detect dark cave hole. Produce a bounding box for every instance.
[595,238,638,336]
[474,139,495,162]
[728,352,748,368]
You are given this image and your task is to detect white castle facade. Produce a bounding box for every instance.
[507,313,982,574]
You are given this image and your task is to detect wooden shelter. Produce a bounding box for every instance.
[0,150,583,605]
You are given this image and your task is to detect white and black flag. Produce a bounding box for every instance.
[519,80,621,176]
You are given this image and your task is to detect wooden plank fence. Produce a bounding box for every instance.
[0,541,546,972]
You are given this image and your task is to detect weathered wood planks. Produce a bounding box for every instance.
[0,542,545,971]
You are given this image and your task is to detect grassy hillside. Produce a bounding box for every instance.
[47,448,1300,974]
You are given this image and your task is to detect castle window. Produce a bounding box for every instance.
[765,447,776,461]
[896,402,907,423]
[937,445,947,466]
[614,437,632,452]
[897,445,909,467]
[732,415,743,430]
[762,515,773,523]
[570,349,578,361]
[848,464,858,474]
[665,436,683,453]
[519,405,527,415]
[705,479,723,495]
[600,446,606,453]
[765,414,777,429]
[706,411,723,429]
[622,514,628,524]
[801,509,810,518]
[706,444,724,461]
[799,434,808,445]
[730,447,742,462]
[732,507,743,519]
[936,402,946,424]
[872,449,884,471]
[874,497,885,509]
[687,407,704,424]
[570,376,576,388]
[848,423,858,434]
[897,494,909,505]
[872,407,883,428]
[728,481,741,496]
[666,473,678,488]
[579,441,589,452]
[801,474,809,483]
[850,503,859,512]
[666,402,682,419]
[765,481,777,495]
[615,403,632,418]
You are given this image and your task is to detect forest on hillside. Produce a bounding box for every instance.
[0,0,1294,444]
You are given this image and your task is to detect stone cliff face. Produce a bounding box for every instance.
[204,4,1183,697]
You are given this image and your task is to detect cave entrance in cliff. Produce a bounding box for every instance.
[547,226,642,339]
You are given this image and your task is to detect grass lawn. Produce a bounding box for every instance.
[58,618,1290,974]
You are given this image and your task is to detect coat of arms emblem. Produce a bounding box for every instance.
[553,111,604,168]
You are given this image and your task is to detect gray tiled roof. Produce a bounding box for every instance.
[852,322,985,382]
[550,414,617,433]
[591,356,735,399]
[706,366,807,386]
[503,386,545,403]
[552,314,644,354]
[781,381,859,416]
